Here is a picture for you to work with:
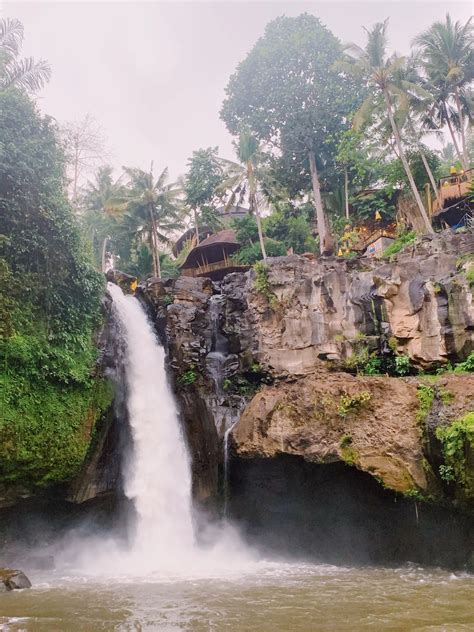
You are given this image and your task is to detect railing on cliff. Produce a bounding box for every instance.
[181,255,249,278]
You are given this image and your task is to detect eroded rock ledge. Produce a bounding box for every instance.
[138,231,473,509]
[233,371,474,499]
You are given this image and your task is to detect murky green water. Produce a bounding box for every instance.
[1,563,473,631]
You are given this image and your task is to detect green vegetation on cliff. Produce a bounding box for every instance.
[436,412,474,498]
[0,89,111,490]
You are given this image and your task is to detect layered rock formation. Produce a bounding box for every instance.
[138,231,473,509]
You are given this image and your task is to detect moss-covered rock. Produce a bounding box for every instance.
[0,373,113,505]
[436,412,474,502]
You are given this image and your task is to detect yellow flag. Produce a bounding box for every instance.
[375,210,382,221]
[130,279,138,292]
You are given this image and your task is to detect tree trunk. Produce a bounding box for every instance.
[344,167,350,220]
[149,231,158,278]
[454,87,469,170]
[445,111,465,167]
[308,150,334,255]
[254,201,267,260]
[419,145,441,210]
[101,236,108,273]
[383,90,433,234]
[155,233,161,279]
[248,161,267,260]
[193,207,200,244]
[193,207,199,246]
[72,138,79,206]
[148,205,158,277]
[407,117,441,209]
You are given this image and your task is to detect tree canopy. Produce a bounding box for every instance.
[0,88,109,489]
[221,14,366,253]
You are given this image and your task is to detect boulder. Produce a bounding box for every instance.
[106,269,137,293]
[0,568,31,591]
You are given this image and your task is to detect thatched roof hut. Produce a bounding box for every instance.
[179,228,249,281]
[173,206,249,257]
[432,169,473,228]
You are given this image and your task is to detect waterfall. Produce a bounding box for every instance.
[204,294,240,515]
[223,422,237,516]
[108,283,195,567]
[63,283,256,577]
[205,294,228,393]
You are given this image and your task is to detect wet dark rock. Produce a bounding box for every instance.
[106,269,137,293]
[0,568,31,591]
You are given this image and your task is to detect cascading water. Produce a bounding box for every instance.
[204,294,240,513]
[205,294,228,393]
[84,283,255,576]
[107,283,195,568]
[222,423,237,516]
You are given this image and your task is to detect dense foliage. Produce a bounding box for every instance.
[0,89,111,489]
[221,14,366,253]
[231,207,316,264]
[436,412,474,493]
[183,147,224,236]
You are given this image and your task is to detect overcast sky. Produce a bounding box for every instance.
[2,1,472,182]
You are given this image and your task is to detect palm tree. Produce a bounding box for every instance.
[182,147,224,245]
[107,165,183,278]
[338,20,433,234]
[439,141,456,167]
[390,55,442,206]
[81,166,125,271]
[413,15,473,170]
[218,132,268,259]
[0,18,51,92]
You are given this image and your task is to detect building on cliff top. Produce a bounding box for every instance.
[173,205,248,259]
[431,168,473,229]
[174,205,250,280]
[179,228,249,280]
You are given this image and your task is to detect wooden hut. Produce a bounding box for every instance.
[179,229,249,281]
[173,205,249,259]
[431,168,473,228]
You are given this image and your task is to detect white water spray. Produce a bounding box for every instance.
[108,283,195,567]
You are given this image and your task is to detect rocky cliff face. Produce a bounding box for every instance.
[138,231,474,511]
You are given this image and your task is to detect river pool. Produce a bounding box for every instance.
[1,562,473,631]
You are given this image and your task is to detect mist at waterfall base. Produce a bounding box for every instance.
[56,283,256,578]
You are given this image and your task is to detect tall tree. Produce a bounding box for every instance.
[107,166,183,278]
[0,17,50,93]
[61,114,109,205]
[413,14,473,170]
[221,14,363,255]
[339,20,434,234]
[391,55,441,206]
[183,147,224,244]
[80,165,124,271]
[218,132,268,259]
